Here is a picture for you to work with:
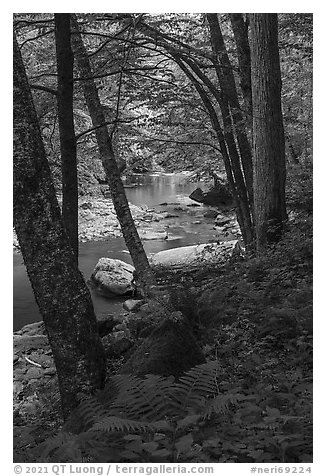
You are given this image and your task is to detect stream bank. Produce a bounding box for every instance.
[13,173,240,331]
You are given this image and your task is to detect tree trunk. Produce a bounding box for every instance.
[70,15,155,295]
[13,33,106,420]
[250,14,287,250]
[172,55,253,246]
[206,13,253,206]
[54,14,79,261]
[230,13,253,120]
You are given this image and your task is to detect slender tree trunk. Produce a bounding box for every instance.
[54,14,79,261]
[70,15,155,295]
[250,14,287,250]
[286,135,300,164]
[172,55,253,245]
[218,95,254,245]
[13,33,106,420]
[206,13,253,206]
[230,13,253,120]
[177,52,254,244]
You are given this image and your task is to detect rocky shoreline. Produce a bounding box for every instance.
[13,184,241,252]
[13,321,60,460]
[13,196,167,252]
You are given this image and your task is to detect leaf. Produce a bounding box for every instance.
[151,448,172,457]
[141,441,159,453]
[152,420,173,432]
[123,435,143,441]
[125,439,143,453]
[176,414,201,430]
[119,450,140,460]
[266,407,281,418]
[175,433,193,453]
[92,416,156,433]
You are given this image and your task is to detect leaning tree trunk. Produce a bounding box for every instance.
[13,33,106,420]
[70,15,155,295]
[174,52,254,246]
[230,13,253,121]
[250,14,287,250]
[54,13,79,261]
[206,13,253,207]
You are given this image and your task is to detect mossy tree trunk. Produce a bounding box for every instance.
[250,14,287,250]
[70,15,155,295]
[54,13,78,262]
[13,33,106,420]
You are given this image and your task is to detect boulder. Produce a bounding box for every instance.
[123,299,145,312]
[14,335,49,353]
[203,210,218,219]
[215,215,230,226]
[150,240,238,270]
[189,183,233,206]
[18,321,45,336]
[90,258,135,298]
[138,229,169,240]
[102,332,133,358]
[189,187,205,203]
[97,314,118,337]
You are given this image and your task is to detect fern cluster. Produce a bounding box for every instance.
[37,360,243,462]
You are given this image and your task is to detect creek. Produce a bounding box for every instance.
[13,173,233,331]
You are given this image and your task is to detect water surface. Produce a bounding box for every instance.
[13,173,228,330]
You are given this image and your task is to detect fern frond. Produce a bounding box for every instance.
[91,416,171,434]
[203,393,243,419]
[107,362,221,420]
[171,361,220,411]
[77,396,107,428]
[109,374,175,421]
[40,431,80,462]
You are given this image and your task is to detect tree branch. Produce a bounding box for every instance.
[74,65,163,82]
[30,83,57,96]
[75,118,139,141]
[143,135,221,152]
[19,30,54,49]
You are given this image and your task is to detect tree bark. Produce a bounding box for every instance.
[13,33,106,420]
[70,15,155,295]
[230,13,253,120]
[250,14,287,250]
[54,14,78,261]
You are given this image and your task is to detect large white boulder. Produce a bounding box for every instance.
[90,258,135,297]
[150,240,240,269]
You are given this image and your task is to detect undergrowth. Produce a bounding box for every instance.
[21,215,313,464]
